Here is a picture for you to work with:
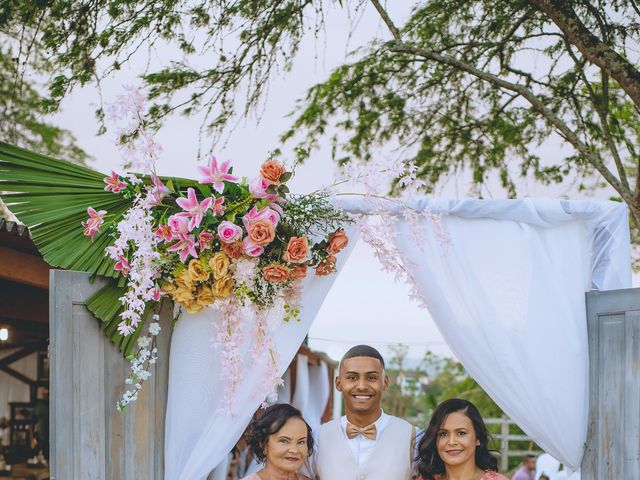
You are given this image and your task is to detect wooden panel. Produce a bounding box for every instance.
[0,244,50,288]
[584,288,640,479]
[49,270,171,480]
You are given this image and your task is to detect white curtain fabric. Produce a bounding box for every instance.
[354,197,629,471]
[0,350,37,420]
[164,226,359,480]
[291,354,310,415]
[164,197,630,479]
[305,361,330,435]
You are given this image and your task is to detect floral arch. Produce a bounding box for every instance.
[0,92,630,480]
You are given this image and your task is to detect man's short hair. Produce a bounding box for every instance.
[340,344,385,368]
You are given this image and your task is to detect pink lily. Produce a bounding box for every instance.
[198,231,215,250]
[151,285,162,302]
[175,188,213,231]
[155,224,174,242]
[114,255,130,275]
[103,172,127,193]
[82,207,107,241]
[148,173,169,205]
[211,196,225,216]
[198,155,239,194]
[167,234,198,262]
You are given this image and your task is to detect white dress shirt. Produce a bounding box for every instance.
[340,410,389,469]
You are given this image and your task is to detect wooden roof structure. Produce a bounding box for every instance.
[0,219,50,353]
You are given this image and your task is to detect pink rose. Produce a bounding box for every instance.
[217,221,243,243]
[168,214,190,237]
[198,231,215,250]
[243,237,264,257]
[249,177,279,202]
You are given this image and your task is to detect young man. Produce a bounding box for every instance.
[512,454,537,480]
[315,345,416,480]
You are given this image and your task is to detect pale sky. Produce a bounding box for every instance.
[45,2,624,363]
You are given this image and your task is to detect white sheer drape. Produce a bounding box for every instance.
[164,198,630,479]
[164,226,359,480]
[368,198,630,470]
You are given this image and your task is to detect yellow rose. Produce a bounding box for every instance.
[188,258,210,282]
[184,300,204,313]
[173,286,195,305]
[175,270,194,290]
[209,251,230,280]
[196,284,215,306]
[160,282,177,296]
[213,275,234,298]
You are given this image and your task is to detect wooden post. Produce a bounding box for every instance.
[49,270,172,480]
[583,288,640,479]
[500,417,510,472]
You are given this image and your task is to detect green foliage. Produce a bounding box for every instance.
[3,0,640,223]
[0,0,88,166]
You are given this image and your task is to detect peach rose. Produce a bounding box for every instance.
[283,236,309,264]
[263,263,291,283]
[260,159,286,184]
[248,219,276,246]
[315,255,337,276]
[209,251,230,280]
[290,264,308,280]
[221,240,244,259]
[327,229,348,254]
[188,259,210,282]
[213,275,234,298]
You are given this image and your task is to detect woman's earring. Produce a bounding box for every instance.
[476,440,480,446]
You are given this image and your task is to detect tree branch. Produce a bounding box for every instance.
[369,0,637,216]
[369,0,402,41]
[528,0,640,109]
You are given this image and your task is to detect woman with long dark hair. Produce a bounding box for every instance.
[416,398,508,480]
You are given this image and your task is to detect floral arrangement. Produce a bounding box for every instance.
[77,105,351,409]
[89,157,350,333]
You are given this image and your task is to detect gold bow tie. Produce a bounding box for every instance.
[346,422,377,440]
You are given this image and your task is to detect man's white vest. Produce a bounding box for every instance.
[316,416,414,480]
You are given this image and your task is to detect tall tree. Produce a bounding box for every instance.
[0,3,88,164]
[4,1,640,224]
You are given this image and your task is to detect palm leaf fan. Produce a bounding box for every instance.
[0,141,133,277]
[0,141,144,353]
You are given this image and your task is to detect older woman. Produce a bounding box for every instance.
[416,398,508,480]
[241,404,313,480]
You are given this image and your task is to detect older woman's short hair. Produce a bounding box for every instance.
[245,403,314,463]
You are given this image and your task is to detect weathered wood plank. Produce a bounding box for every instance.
[584,288,640,479]
[50,270,172,480]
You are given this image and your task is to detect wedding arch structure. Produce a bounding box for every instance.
[48,197,633,480]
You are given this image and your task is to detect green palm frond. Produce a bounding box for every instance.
[0,141,191,354]
[0,141,131,277]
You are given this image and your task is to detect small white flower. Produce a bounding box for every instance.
[148,322,161,336]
